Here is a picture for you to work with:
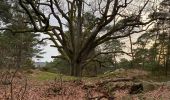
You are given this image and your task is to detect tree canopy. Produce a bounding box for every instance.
[0,0,158,76]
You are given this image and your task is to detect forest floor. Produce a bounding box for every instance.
[1,69,170,100]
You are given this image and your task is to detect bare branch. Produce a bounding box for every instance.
[53,0,71,23]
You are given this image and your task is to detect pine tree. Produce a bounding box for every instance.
[0,0,45,68]
[135,0,170,75]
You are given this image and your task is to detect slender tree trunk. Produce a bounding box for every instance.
[165,34,170,76]
[155,20,159,66]
[129,35,134,67]
[158,44,163,66]
[94,65,97,76]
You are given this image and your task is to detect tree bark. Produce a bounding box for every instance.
[129,35,134,67]
[70,63,75,76]
[165,34,170,76]
[70,61,82,77]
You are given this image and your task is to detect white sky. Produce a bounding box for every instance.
[41,43,58,62]
[33,41,58,62]
[33,33,59,62]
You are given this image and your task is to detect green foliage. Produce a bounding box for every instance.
[142,61,159,71]
[82,61,114,77]
[23,59,35,69]
[118,58,131,69]
[94,39,125,69]
[0,0,45,68]
[44,55,115,76]
[44,58,69,75]
[83,12,98,30]
[132,0,170,76]
[0,0,12,23]
[0,29,44,68]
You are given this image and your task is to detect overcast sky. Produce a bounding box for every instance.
[33,32,59,62]
[33,0,162,62]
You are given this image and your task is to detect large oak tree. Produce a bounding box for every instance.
[1,0,156,76]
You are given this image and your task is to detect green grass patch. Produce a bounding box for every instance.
[30,71,78,81]
[33,71,59,81]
